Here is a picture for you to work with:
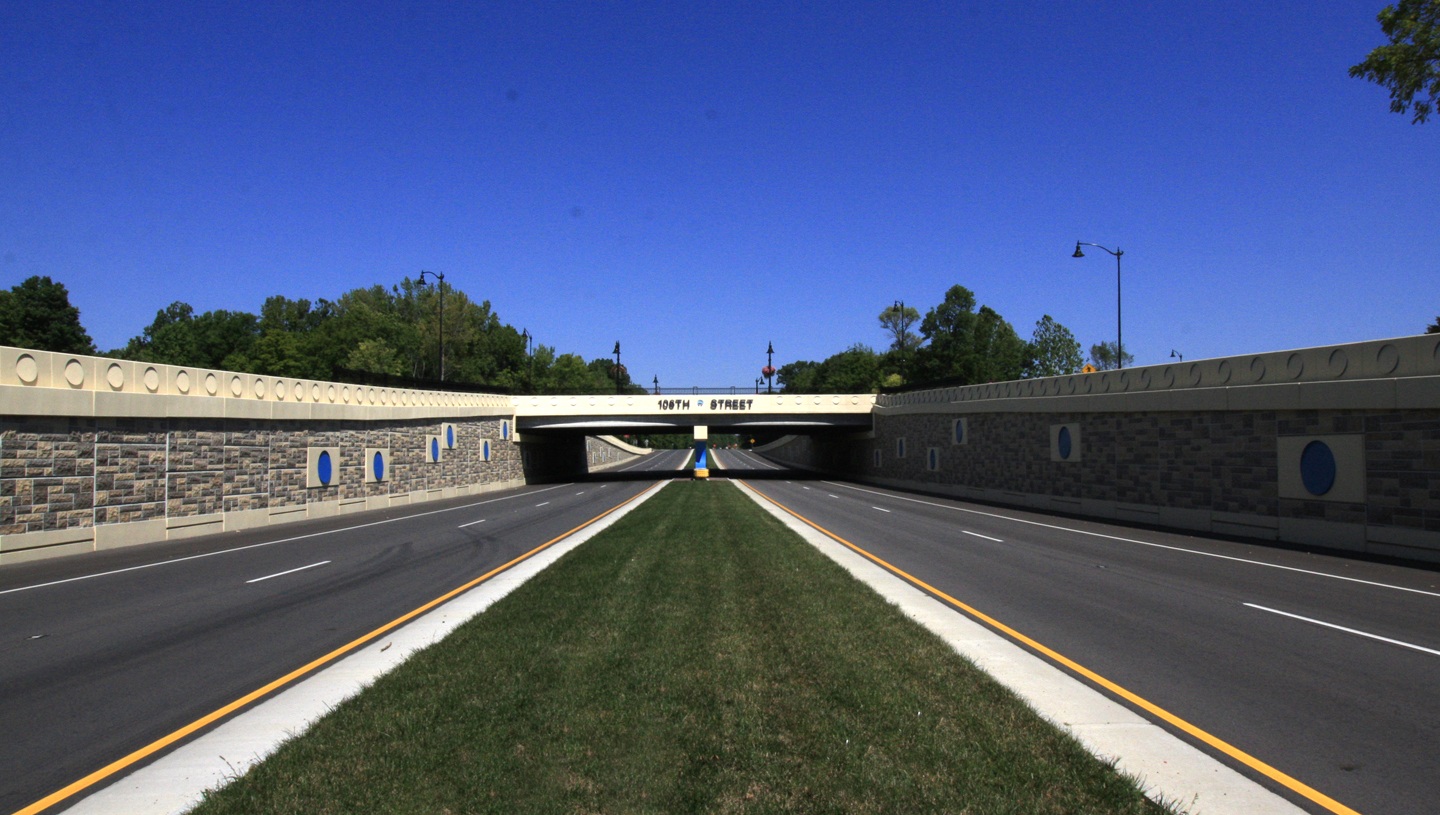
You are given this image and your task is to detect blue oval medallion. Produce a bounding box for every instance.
[317,451,332,484]
[446,426,455,448]
[502,422,509,440]
[1300,440,1336,496]
[955,421,965,444]
[373,451,385,481]
[1058,427,1073,460]
[483,440,490,460]
[431,438,440,461]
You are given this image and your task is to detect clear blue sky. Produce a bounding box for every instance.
[3,1,1435,387]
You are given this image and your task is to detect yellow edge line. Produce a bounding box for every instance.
[14,484,657,815]
[739,479,1363,815]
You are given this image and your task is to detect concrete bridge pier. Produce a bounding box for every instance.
[693,426,708,479]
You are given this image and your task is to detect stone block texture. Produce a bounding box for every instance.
[764,407,1440,557]
[1,415,523,538]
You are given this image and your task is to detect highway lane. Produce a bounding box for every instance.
[711,449,1440,815]
[0,448,690,815]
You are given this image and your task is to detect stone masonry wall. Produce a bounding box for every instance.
[1,414,522,562]
[764,407,1440,564]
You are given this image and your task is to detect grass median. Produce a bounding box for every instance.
[192,481,1168,814]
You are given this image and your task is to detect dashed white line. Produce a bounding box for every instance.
[828,494,838,499]
[962,530,1004,542]
[246,561,331,584]
[458,519,487,528]
[535,502,550,507]
[822,481,1440,599]
[0,483,572,597]
[1245,603,1440,657]
[872,506,892,513]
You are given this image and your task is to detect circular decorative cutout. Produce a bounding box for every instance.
[1058,427,1073,460]
[1160,366,1175,388]
[65,359,85,387]
[550,397,558,406]
[852,396,860,405]
[342,386,350,403]
[1285,353,1304,379]
[832,395,840,405]
[1185,363,1201,387]
[253,378,266,398]
[588,396,596,406]
[107,363,125,390]
[372,451,385,481]
[1300,440,1336,496]
[230,376,243,397]
[607,396,615,406]
[379,389,387,406]
[1376,344,1400,375]
[813,395,822,405]
[15,354,38,384]
[1248,356,1266,382]
[317,451,333,485]
[276,381,287,400]
[325,384,335,402]
[295,381,304,401]
[205,373,218,395]
[176,370,190,393]
[1216,360,1232,384]
[143,367,160,392]
[626,396,634,406]
[1327,349,1348,378]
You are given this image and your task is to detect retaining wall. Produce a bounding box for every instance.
[0,347,521,564]
[763,334,1440,563]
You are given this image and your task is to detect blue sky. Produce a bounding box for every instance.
[3,1,1435,387]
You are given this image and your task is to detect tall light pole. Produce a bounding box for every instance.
[520,328,533,390]
[764,341,775,394]
[893,299,907,383]
[418,270,446,380]
[1071,242,1124,369]
[613,341,622,395]
[653,375,659,395]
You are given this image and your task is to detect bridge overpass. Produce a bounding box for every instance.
[512,392,874,435]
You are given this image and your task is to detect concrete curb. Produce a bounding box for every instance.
[730,478,1307,815]
[59,480,673,815]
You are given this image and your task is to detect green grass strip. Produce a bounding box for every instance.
[192,481,1166,814]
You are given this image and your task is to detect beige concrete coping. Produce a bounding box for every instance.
[876,334,1440,412]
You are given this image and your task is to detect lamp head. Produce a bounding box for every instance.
[1071,243,1085,258]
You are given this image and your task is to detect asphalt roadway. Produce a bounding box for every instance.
[0,449,690,815]
[710,448,1439,815]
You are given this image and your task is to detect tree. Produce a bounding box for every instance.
[0,276,95,353]
[1026,315,1083,377]
[878,303,921,353]
[1088,341,1134,371]
[1350,0,1440,123]
[115,302,259,369]
[1427,315,1440,333]
[913,285,1026,384]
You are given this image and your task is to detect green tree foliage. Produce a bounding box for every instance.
[1427,315,1440,333]
[1351,0,1440,123]
[877,303,921,353]
[118,302,260,369]
[778,345,884,394]
[1088,341,1134,371]
[915,286,1027,384]
[1027,315,1084,377]
[0,276,96,353]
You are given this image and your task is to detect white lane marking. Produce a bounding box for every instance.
[457,519,487,528]
[1245,603,1440,657]
[828,494,838,499]
[0,484,573,597]
[535,502,550,507]
[822,481,1440,599]
[963,530,1004,542]
[872,507,892,513]
[801,486,810,490]
[576,492,585,495]
[246,561,330,584]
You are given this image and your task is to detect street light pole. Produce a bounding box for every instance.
[520,328,533,391]
[613,341,622,395]
[1071,243,1124,369]
[653,375,659,395]
[418,270,446,381]
[893,299,906,383]
[765,341,775,394]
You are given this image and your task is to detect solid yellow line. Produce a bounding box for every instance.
[739,479,1363,815]
[13,484,657,815]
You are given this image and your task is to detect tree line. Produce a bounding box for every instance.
[776,284,1130,394]
[0,275,643,394]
